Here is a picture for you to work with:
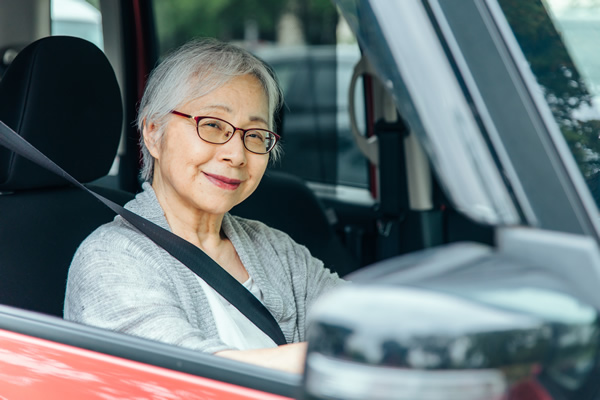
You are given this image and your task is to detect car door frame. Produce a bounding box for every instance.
[0,305,300,398]
[425,0,600,238]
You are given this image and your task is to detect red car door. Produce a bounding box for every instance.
[0,328,293,399]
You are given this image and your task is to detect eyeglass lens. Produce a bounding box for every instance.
[197,118,275,154]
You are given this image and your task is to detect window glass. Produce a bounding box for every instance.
[50,0,121,183]
[51,0,103,50]
[499,0,600,207]
[152,0,367,189]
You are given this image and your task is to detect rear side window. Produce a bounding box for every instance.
[151,0,368,189]
[51,0,103,50]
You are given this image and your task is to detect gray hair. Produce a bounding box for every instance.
[136,38,283,182]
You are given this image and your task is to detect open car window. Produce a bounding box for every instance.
[151,0,369,194]
[5,0,600,398]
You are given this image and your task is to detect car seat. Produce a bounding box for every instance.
[0,36,133,317]
[0,37,356,322]
[232,57,358,276]
[232,170,358,276]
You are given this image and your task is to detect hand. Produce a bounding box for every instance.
[215,342,308,374]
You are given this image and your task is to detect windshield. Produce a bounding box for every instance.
[334,0,520,225]
[499,0,600,208]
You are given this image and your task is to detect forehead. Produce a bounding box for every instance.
[184,75,269,119]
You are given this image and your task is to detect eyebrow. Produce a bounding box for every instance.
[199,105,269,127]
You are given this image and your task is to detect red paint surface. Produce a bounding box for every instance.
[0,329,292,400]
[509,379,553,400]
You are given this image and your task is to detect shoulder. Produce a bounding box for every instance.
[70,183,169,275]
[66,214,186,310]
[228,213,284,236]
[224,213,319,276]
[226,214,301,250]
[78,217,150,254]
[70,213,167,282]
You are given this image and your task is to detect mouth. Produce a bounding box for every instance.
[203,172,243,190]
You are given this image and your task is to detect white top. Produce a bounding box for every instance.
[195,275,278,350]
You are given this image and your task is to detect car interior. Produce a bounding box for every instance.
[0,0,497,319]
[0,1,499,390]
[0,33,363,317]
[0,36,132,316]
[5,2,600,400]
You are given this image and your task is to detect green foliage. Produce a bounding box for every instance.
[154,0,286,51]
[84,0,100,10]
[298,0,339,44]
[153,0,337,53]
[500,0,600,183]
[153,0,232,51]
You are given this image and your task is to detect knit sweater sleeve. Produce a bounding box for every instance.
[264,223,346,341]
[63,223,232,354]
[227,216,346,342]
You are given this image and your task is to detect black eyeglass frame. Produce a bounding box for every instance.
[170,110,280,154]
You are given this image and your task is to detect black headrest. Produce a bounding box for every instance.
[0,36,122,191]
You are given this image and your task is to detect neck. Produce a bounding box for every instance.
[151,180,226,251]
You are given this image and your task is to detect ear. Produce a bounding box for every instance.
[142,121,161,159]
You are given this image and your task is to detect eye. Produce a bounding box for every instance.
[199,119,226,130]
[246,130,267,142]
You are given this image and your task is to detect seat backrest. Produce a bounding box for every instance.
[0,36,133,317]
[231,170,358,276]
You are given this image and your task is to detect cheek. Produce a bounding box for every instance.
[244,157,268,190]
[251,156,269,177]
[163,135,211,170]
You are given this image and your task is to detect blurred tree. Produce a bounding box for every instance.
[297,0,339,44]
[153,0,233,51]
[153,0,338,54]
[84,0,100,10]
[219,0,287,42]
[499,0,600,185]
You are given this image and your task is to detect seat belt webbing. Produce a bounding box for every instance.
[0,120,287,346]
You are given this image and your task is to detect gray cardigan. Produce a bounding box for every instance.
[64,183,343,354]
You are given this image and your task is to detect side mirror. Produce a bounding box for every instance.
[302,237,600,400]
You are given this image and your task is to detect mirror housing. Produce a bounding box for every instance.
[302,234,600,400]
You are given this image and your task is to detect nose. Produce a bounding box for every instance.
[219,129,247,166]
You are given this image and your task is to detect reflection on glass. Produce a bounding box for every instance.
[499,0,600,206]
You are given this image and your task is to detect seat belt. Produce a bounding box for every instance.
[0,120,287,346]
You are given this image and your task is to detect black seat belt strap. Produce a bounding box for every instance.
[0,120,287,346]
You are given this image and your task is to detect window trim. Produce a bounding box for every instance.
[427,0,600,238]
[0,305,300,397]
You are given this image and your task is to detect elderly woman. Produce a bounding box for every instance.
[64,38,343,374]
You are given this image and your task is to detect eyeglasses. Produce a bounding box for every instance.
[170,111,280,154]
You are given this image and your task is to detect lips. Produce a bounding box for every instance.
[203,172,243,190]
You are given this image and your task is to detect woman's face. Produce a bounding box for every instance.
[145,74,270,220]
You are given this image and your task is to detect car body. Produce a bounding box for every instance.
[2,0,600,399]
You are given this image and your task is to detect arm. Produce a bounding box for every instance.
[64,229,231,354]
[215,342,308,374]
[294,240,348,312]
